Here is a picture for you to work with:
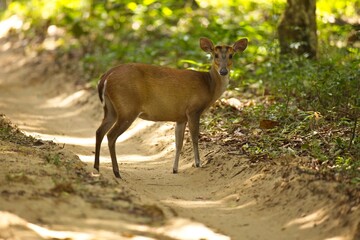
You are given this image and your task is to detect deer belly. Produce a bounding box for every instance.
[138,103,187,122]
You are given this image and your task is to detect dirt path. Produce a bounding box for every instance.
[1,47,359,240]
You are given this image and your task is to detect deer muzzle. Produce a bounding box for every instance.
[219,68,228,76]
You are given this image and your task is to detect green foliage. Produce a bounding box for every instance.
[241,28,360,180]
[1,0,285,81]
[45,153,61,166]
[1,0,359,182]
[263,49,360,121]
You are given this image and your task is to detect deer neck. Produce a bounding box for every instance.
[209,66,230,102]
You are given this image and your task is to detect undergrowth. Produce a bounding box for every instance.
[1,1,359,184]
[0,114,36,146]
[201,48,360,184]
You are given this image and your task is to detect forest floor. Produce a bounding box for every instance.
[0,42,359,240]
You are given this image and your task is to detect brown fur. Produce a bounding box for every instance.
[94,37,248,178]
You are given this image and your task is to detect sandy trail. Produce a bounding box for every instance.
[1,47,359,240]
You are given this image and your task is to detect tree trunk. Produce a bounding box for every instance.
[277,0,318,59]
[0,0,10,11]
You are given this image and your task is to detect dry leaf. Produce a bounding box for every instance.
[259,119,279,129]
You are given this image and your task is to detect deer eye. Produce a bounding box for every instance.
[214,53,219,58]
[229,54,233,59]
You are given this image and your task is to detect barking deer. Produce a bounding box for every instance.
[94,37,248,178]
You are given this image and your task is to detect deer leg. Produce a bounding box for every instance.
[107,115,137,178]
[94,98,116,172]
[173,121,187,174]
[187,112,201,168]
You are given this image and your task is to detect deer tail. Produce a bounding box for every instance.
[97,73,109,104]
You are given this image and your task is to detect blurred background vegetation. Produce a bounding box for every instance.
[0,0,359,182]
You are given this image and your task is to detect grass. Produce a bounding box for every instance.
[1,0,358,185]
[202,67,360,185]
[45,153,61,166]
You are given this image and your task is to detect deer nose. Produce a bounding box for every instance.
[219,68,228,76]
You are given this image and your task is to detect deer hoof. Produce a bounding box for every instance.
[113,171,121,179]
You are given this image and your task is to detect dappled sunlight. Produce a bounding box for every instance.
[26,223,91,240]
[285,208,329,229]
[157,218,230,240]
[0,211,230,240]
[23,117,176,169]
[13,106,90,123]
[23,120,169,147]
[0,211,92,240]
[163,198,222,208]
[79,154,107,163]
[285,208,354,240]
[224,200,256,210]
[42,90,88,108]
[324,237,351,240]
[118,217,230,240]
[1,0,358,239]
[0,15,23,38]
[14,125,47,133]
[78,144,174,164]
[15,112,72,121]
[0,211,159,240]
[163,194,256,211]
[24,131,95,146]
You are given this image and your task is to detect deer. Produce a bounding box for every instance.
[94,37,248,178]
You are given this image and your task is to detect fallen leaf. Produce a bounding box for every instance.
[259,119,279,129]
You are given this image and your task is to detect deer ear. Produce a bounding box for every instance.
[233,38,248,53]
[200,37,214,53]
